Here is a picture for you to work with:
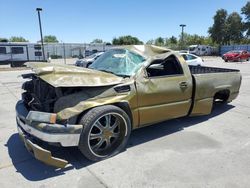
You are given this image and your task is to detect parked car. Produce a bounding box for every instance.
[75,52,104,67]
[180,53,204,66]
[16,45,241,168]
[222,50,250,62]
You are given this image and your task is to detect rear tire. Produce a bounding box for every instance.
[213,90,230,104]
[78,105,131,161]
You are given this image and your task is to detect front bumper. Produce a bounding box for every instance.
[223,56,239,61]
[16,100,83,168]
[16,100,82,147]
[17,126,68,168]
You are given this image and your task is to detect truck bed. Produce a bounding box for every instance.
[189,65,239,74]
[188,65,241,116]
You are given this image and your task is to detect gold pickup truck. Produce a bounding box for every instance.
[16,45,241,168]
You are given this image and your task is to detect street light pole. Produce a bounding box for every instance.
[36,8,46,61]
[61,41,66,64]
[179,24,186,49]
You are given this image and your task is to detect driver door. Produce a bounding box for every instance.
[136,55,193,126]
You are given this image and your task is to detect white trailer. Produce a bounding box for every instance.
[188,45,217,56]
[0,43,44,66]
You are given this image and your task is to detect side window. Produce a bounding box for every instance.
[34,51,42,56]
[34,45,41,50]
[11,47,24,54]
[147,55,183,77]
[181,54,188,60]
[187,54,197,60]
[0,47,6,54]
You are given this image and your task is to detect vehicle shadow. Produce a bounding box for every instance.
[6,103,234,181]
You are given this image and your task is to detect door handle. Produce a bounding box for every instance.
[179,82,188,88]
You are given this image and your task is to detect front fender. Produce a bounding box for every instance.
[57,95,131,120]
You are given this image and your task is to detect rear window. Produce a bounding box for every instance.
[228,51,241,54]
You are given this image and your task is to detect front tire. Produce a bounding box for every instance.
[78,105,131,161]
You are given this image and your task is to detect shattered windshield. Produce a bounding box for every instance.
[89,49,146,77]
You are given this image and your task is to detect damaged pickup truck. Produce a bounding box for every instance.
[16,45,241,168]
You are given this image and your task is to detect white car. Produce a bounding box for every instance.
[180,53,204,66]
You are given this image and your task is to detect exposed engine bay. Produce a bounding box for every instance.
[21,74,113,113]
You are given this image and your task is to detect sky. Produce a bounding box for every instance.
[0,0,248,43]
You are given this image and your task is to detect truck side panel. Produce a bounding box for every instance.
[190,72,241,116]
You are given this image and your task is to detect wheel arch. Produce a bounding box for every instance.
[74,101,133,127]
[112,102,133,128]
[213,89,230,102]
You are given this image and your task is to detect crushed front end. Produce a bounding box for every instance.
[16,74,82,168]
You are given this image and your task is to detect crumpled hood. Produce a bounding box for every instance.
[26,62,123,87]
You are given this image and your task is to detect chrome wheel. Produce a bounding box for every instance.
[88,113,127,157]
[78,105,131,161]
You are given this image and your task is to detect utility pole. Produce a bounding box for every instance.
[36,8,46,61]
[62,41,66,64]
[179,24,186,49]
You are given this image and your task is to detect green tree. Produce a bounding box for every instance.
[181,33,204,46]
[241,1,250,37]
[177,33,215,49]
[146,39,154,45]
[203,37,214,46]
[208,9,228,45]
[165,36,178,50]
[9,36,28,42]
[91,39,103,43]
[43,35,59,43]
[169,36,178,44]
[225,12,243,44]
[154,37,165,46]
[112,35,143,45]
[0,38,8,42]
